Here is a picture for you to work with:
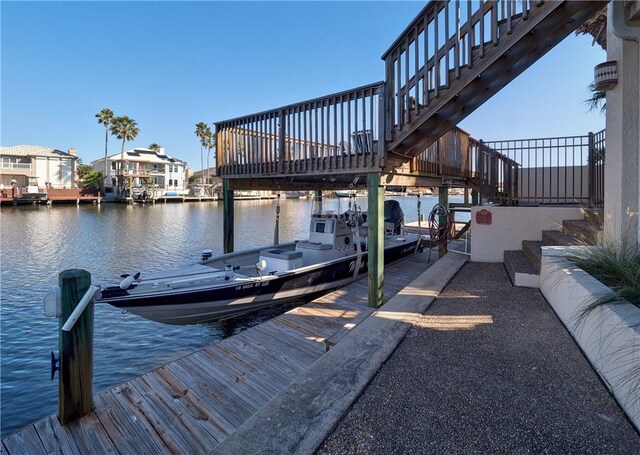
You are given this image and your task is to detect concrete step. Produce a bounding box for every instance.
[562,219,600,244]
[522,240,543,272]
[504,250,539,288]
[542,230,581,247]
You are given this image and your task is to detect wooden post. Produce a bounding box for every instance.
[439,186,449,257]
[223,179,234,253]
[315,190,322,213]
[58,269,93,425]
[367,173,384,308]
[471,189,479,206]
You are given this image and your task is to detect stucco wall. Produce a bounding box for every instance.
[470,206,583,262]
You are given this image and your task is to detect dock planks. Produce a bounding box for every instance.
[2,254,430,454]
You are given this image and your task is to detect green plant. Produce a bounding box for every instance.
[585,82,606,114]
[80,170,104,189]
[569,234,640,310]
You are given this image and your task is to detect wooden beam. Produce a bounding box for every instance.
[367,173,384,308]
[381,173,443,188]
[223,179,234,253]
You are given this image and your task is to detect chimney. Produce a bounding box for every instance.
[68,148,77,157]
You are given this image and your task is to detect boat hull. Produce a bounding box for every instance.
[102,238,421,325]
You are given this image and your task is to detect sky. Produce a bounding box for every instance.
[2,1,606,170]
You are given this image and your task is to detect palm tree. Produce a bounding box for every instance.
[95,108,114,187]
[148,143,161,152]
[585,82,606,114]
[110,116,140,195]
[195,122,211,184]
[205,130,215,184]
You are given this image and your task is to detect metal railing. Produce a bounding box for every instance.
[1,162,32,170]
[215,82,384,177]
[482,130,605,207]
[381,0,536,140]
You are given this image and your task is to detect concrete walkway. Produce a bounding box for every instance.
[317,262,640,454]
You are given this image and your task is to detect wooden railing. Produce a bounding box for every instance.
[382,1,535,140]
[381,0,606,157]
[412,127,471,179]
[470,139,520,205]
[216,82,384,178]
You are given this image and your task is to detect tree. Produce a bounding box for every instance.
[110,116,140,195]
[195,122,211,184]
[95,108,114,187]
[80,170,104,189]
[148,143,161,152]
[585,82,606,115]
[205,131,215,184]
[77,162,94,179]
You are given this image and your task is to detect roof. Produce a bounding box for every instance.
[0,145,77,159]
[94,148,187,165]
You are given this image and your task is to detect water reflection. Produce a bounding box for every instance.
[0,196,459,436]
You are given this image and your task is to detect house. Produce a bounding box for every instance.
[0,145,78,189]
[91,147,188,197]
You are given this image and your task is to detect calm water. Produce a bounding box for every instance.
[0,195,455,437]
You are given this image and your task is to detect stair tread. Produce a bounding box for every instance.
[562,219,601,243]
[504,250,538,276]
[542,230,581,247]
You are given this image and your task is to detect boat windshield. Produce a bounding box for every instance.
[310,192,346,216]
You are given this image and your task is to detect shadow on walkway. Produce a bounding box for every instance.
[318,262,640,454]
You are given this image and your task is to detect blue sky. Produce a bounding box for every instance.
[2,1,606,169]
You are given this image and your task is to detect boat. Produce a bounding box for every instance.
[100,200,423,325]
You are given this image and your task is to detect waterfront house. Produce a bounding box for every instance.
[0,145,78,190]
[91,147,188,197]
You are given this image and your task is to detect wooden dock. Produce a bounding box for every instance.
[2,254,431,454]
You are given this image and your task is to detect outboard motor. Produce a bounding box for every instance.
[384,200,404,235]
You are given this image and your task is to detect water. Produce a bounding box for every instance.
[0,195,458,437]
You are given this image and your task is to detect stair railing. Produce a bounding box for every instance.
[381,0,535,142]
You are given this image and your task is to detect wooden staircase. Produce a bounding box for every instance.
[382,1,608,164]
[504,209,604,288]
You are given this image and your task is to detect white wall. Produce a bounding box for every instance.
[605,13,640,246]
[470,206,583,262]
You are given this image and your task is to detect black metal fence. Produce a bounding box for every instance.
[482,129,605,207]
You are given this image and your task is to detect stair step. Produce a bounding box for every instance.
[504,250,539,288]
[542,230,581,247]
[522,240,543,272]
[562,219,600,244]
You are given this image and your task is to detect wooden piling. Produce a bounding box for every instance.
[223,180,234,253]
[58,269,93,425]
[367,173,384,308]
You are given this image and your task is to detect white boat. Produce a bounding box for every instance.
[100,200,422,325]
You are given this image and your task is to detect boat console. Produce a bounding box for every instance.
[295,213,355,265]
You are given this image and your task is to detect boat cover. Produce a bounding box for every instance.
[384,200,404,235]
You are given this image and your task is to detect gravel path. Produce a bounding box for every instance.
[317,262,640,454]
